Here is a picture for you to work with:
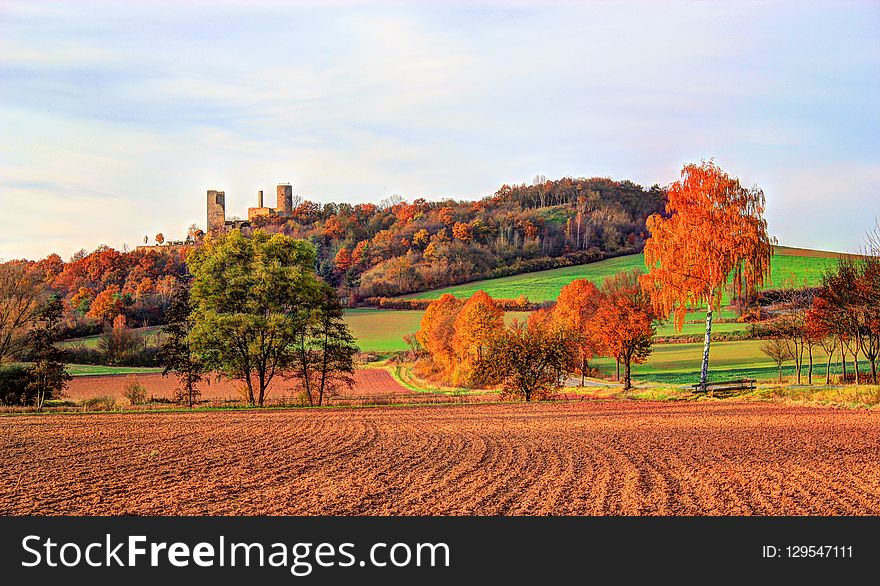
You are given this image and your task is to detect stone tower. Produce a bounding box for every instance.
[207,190,226,232]
[277,184,293,215]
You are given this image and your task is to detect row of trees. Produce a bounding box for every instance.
[414,271,657,400]
[0,245,187,363]
[762,255,880,385]
[160,230,358,407]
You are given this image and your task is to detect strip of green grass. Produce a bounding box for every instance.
[402,249,839,303]
[344,309,530,352]
[65,364,163,377]
[58,326,163,349]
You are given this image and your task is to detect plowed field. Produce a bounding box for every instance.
[2,401,878,515]
[64,369,413,403]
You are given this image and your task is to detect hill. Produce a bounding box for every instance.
[402,246,842,303]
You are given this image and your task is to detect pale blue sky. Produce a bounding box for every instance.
[1,0,878,260]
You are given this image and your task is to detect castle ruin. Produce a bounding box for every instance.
[207,183,294,233]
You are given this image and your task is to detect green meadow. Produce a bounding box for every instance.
[344,309,530,352]
[403,248,841,303]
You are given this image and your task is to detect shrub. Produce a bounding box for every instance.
[123,379,148,405]
[80,396,117,411]
[0,365,37,406]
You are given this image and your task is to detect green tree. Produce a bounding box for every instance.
[26,295,71,410]
[291,287,358,406]
[187,230,324,406]
[160,279,206,407]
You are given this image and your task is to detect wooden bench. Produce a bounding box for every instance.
[691,379,756,397]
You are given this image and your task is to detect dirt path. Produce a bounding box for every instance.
[1,401,878,515]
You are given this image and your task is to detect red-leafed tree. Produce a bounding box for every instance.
[595,270,656,390]
[334,247,352,272]
[551,279,602,385]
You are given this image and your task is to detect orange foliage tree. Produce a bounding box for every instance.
[594,270,656,390]
[334,247,352,272]
[640,161,773,390]
[415,294,463,376]
[451,291,504,384]
[551,279,602,385]
[86,285,125,323]
[452,222,472,242]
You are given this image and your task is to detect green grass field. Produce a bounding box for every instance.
[403,247,841,303]
[589,339,854,385]
[345,309,530,352]
[66,364,163,376]
[58,326,163,349]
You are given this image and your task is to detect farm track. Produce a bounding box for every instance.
[1,401,879,515]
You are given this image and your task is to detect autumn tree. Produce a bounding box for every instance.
[98,314,140,365]
[814,259,869,384]
[594,270,656,390]
[641,161,773,391]
[452,291,504,384]
[551,279,602,385]
[761,337,791,383]
[334,247,352,272]
[187,230,326,406]
[805,298,837,384]
[452,222,472,242]
[475,320,577,401]
[0,262,45,362]
[770,287,816,384]
[87,285,125,324]
[416,294,463,375]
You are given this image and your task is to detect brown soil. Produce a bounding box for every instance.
[2,400,878,515]
[64,369,413,404]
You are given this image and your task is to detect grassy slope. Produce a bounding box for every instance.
[403,247,841,303]
[346,309,530,352]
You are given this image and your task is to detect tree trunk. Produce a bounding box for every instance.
[840,344,847,383]
[699,309,713,392]
[825,352,833,385]
[580,356,586,387]
[807,345,813,386]
[853,347,860,386]
[615,359,620,382]
[624,359,632,391]
[245,377,256,406]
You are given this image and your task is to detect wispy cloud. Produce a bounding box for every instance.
[0,0,878,259]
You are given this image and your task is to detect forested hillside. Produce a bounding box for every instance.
[0,176,664,346]
[251,176,666,299]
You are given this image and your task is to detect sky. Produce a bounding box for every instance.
[1,0,878,260]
